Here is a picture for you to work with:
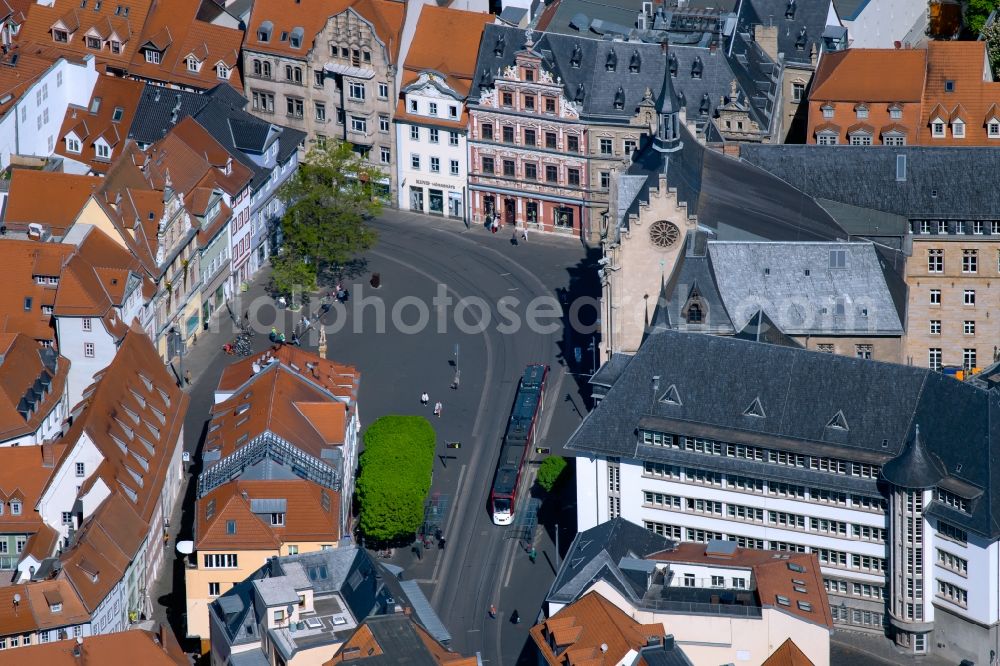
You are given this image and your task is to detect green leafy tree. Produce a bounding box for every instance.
[984,19,1000,75]
[356,416,436,543]
[967,0,1000,35]
[272,141,383,294]
[536,455,568,492]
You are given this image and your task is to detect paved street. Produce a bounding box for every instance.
[151,209,599,663]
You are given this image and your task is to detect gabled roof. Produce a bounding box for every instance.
[402,6,492,98]
[10,628,188,665]
[0,334,68,443]
[0,441,66,533]
[127,0,243,91]
[530,592,667,666]
[0,240,73,343]
[809,48,925,101]
[568,330,1000,539]
[918,41,1000,145]
[218,345,360,404]
[18,0,154,70]
[25,578,89,630]
[142,115,252,198]
[60,328,188,523]
[325,613,478,665]
[55,76,146,173]
[245,0,405,62]
[4,170,101,237]
[762,638,815,666]
[196,479,340,551]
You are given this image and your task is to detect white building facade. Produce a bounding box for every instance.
[395,72,468,220]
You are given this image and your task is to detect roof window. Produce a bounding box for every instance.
[776,595,790,606]
[257,21,273,43]
[945,80,955,93]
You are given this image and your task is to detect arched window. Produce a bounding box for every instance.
[686,302,703,323]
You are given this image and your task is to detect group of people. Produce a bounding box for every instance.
[420,392,443,417]
[485,214,529,243]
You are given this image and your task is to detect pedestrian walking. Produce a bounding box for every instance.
[491,217,499,234]
[433,401,443,417]
[420,392,430,406]
[511,610,520,624]
[277,295,287,309]
[511,229,519,246]
[451,371,461,390]
[184,369,192,386]
[438,538,446,550]
[489,604,497,619]
[522,225,528,241]
[529,547,537,563]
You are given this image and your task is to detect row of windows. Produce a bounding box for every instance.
[407,98,459,119]
[937,548,968,576]
[928,346,980,370]
[642,521,886,572]
[641,433,881,479]
[934,488,972,514]
[409,155,460,176]
[824,578,887,600]
[408,126,460,145]
[927,248,985,274]
[642,461,886,512]
[938,521,968,545]
[916,220,1000,235]
[497,89,560,114]
[203,553,239,568]
[829,605,886,628]
[938,580,968,607]
[927,319,979,336]
[479,123,581,153]
[478,157,582,185]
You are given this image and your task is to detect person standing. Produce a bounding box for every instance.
[511,609,520,624]
[421,392,430,406]
[522,224,528,241]
[434,401,443,417]
[489,604,497,619]
[529,547,537,563]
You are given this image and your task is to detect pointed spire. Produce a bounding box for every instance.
[881,424,948,489]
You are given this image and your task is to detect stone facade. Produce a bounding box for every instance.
[904,233,1000,371]
[242,8,400,201]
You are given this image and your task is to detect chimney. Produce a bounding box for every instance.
[72,636,83,658]
[756,24,779,61]
[664,634,675,650]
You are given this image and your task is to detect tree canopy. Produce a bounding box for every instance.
[536,455,568,493]
[355,416,436,543]
[272,141,382,294]
[967,0,999,35]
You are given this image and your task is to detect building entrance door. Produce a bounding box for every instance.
[504,198,515,226]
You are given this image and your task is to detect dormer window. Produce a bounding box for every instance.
[65,137,81,153]
[493,33,505,57]
[931,118,945,138]
[821,104,834,119]
[691,56,703,79]
[570,43,582,68]
[257,21,272,43]
[698,92,710,116]
[53,29,68,43]
[606,48,617,72]
[85,36,100,50]
[186,56,200,72]
[290,27,304,49]
[96,142,110,159]
[223,158,232,175]
[989,119,1000,138]
[855,104,868,119]
[785,0,796,19]
[795,27,807,50]
[614,86,625,110]
[629,49,641,73]
[953,119,965,138]
[669,52,677,77]
[145,49,161,64]
[889,105,902,120]
[216,63,230,79]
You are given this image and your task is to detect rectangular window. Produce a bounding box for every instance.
[449,105,458,118]
[430,157,440,173]
[252,91,274,114]
[410,125,419,141]
[792,82,805,102]
[930,320,941,334]
[429,128,439,143]
[62,512,73,525]
[567,135,579,152]
[502,91,513,107]
[482,157,494,174]
[84,342,95,358]
[379,115,389,133]
[411,154,420,170]
[524,163,537,180]
[930,289,941,305]
[502,126,514,143]
[523,95,535,110]
[545,165,558,183]
[209,582,220,596]
[937,580,968,607]
[315,102,326,122]
[963,348,977,369]
[964,320,976,335]
[203,553,239,568]
[624,139,637,155]
[600,138,613,155]
[503,160,515,177]
[524,129,536,146]
[75,462,85,477]
[285,97,303,118]
[855,344,873,359]
[927,248,943,272]
[545,132,557,149]
[449,132,459,147]
[928,348,942,370]
[481,123,493,141]
[964,289,976,306]
[380,146,391,164]
[350,116,367,133]
[450,160,459,176]
[600,171,610,189]
[939,521,968,544]
[963,249,978,273]
[145,49,161,64]
[378,82,389,98]
[428,102,437,116]
[545,97,556,113]
[568,168,580,186]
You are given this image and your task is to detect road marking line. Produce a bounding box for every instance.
[427,463,467,585]
[498,272,511,277]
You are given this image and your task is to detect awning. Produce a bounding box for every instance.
[324,63,375,80]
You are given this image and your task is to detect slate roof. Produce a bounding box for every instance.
[706,241,904,335]
[739,143,1000,220]
[567,330,1000,538]
[473,25,668,124]
[130,84,305,191]
[738,0,834,66]
[616,124,846,242]
[547,517,674,605]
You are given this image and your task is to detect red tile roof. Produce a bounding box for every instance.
[646,543,833,630]
[17,0,154,73]
[55,75,145,173]
[0,45,60,117]
[918,40,1000,145]
[24,579,89,630]
[3,170,101,238]
[127,0,242,91]
[530,592,664,666]
[762,638,816,666]
[402,6,491,97]
[196,478,340,551]
[810,48,926,102]
[245,0,405,62]
[217,345,360,404]
[0,333,68,443]
[0,239,73,343]
[6,628,188,665]
[0,442,66,535]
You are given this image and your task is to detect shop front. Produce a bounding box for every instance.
[404,178,466,221]
[471,189,582,235]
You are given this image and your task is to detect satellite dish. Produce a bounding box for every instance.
[176,540,194,555]
[12,593,20,605]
